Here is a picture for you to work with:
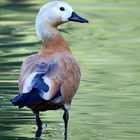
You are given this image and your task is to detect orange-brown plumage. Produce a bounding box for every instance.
[19,32,80,112]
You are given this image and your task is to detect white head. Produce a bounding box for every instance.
[36,1,88,40]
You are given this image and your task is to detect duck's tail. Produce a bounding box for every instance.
[10,89,42,108]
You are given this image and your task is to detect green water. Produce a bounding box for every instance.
[0,0,140,140]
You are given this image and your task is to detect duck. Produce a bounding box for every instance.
[10,1,88,140]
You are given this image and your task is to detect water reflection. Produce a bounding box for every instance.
[35,128,42,140]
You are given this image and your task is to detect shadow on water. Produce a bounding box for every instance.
[1,0,37,12]
[0,136,34,140]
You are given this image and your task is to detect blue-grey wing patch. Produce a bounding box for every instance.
[31,73,49,92]
[10,89,42,108]
[36,61,59,77]
[36,63,49,73]
[32,61,59,91]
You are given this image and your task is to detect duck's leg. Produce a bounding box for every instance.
[35,111,42,139]
[63,108,69,140]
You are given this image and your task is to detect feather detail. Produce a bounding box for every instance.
[16,33,80,110]
[10,89,43,108]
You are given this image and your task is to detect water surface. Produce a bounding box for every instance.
[0,0,140,140]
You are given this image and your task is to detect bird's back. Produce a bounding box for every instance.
[19,33,81,111]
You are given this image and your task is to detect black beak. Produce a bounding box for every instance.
[68,12,89,23]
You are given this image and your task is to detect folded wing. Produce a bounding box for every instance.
[11,53,80,108]
[11,54,62,108]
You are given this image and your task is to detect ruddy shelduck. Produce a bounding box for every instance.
[10,1,88,140]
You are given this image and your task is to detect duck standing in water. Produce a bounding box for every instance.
[10,1,88,140]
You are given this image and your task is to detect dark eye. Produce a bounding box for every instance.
[60,7,65,11]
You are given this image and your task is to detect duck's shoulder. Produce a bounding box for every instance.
[22,53,42,66]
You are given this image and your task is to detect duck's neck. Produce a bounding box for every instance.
[39,29,71,55]
[36,21,58,40]
[36,19,71,54]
